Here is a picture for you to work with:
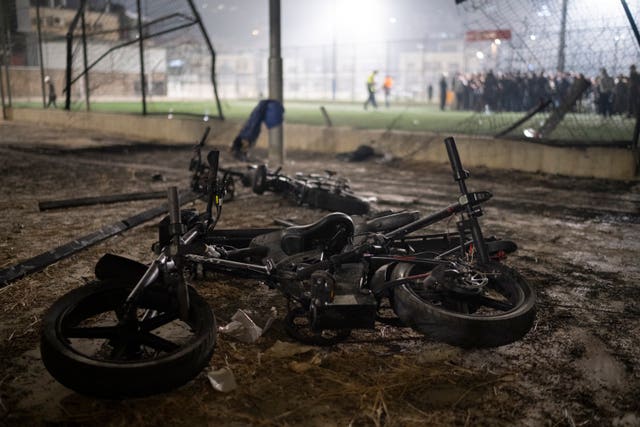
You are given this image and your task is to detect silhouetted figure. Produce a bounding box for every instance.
[597,68,614,117]
[439,75,447,111]
[364,70,378,110]
[45,75,57,108]
[427,84,433,103]
[383,75,393,108]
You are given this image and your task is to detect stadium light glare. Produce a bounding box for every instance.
[335,0,386,41]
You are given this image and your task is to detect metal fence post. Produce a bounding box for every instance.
[136,0,146,115]
[81,8,90,110]
[36,1,46,107]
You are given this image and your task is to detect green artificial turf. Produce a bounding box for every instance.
[11,99,634,143]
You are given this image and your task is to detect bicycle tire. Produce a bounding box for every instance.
[41,280,216,398]
[392,261,535,348]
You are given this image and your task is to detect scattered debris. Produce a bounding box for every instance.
[264,340,315,359]
[288,353,323,373]
[207,367,238,393]
[336,145,377,162]
[218,309,275,344]
[0,190,198,287]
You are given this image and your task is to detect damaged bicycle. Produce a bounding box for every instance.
[40,137,536,397]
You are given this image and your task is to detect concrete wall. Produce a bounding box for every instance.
[6,108,637,180]
[9,68,166,100]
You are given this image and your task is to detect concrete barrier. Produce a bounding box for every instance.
[7,108,637,180]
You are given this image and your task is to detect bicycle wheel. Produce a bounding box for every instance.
[41,280,216,398]
[391,261,535,348]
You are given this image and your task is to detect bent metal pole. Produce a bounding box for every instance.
[268,0,284,165]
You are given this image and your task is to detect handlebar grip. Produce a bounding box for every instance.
[207,150,220,178]
[444,137,468,182]
[167,186,180,225]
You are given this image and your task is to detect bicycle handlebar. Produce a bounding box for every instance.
[444,137,469,182]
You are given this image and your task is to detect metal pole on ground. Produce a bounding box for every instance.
[268,0,284,165]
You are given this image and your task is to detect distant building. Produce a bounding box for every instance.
[4,0,167,100]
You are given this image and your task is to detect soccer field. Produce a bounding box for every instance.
[12,99,634,143]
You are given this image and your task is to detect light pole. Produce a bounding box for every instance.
[268,0,284,165]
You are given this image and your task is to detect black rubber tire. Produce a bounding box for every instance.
[252,164,268,195]
[41,280,216,398]
[392,262,535,348]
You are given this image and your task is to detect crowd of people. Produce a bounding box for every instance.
[435,65,640,117]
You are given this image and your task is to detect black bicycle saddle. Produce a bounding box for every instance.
[281,212,355,255]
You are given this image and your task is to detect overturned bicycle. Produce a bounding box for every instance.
[190,127,370,215]
[40,137,536,398]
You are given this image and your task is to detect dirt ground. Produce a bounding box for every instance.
[0,120,639,426]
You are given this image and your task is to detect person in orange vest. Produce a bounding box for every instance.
[364,70,378,110]
[383,75,393,108]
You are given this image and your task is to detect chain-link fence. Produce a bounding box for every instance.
[452,0,640,145]
[1,0,639,146]
[0,0,222,119]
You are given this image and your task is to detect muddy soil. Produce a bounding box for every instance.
[0,121,639,426]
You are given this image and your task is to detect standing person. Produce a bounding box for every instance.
[628,64,640,118]
[383,75,393,108]
[44,76,57,108]
[439,74,447,111]
[363,70,378,110]
[597,68,614,117]
[427,83,433,103]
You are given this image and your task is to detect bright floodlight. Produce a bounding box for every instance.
[335,0,389,41]
[476,51,485,59]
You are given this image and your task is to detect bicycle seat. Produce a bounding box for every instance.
[281,212,355,255]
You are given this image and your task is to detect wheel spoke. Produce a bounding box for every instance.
[109,340,130,360]
[139,312,179,332]
[138,332,180,353]
[66,325,120,339]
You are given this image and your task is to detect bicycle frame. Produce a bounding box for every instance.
[121,136,508,330]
